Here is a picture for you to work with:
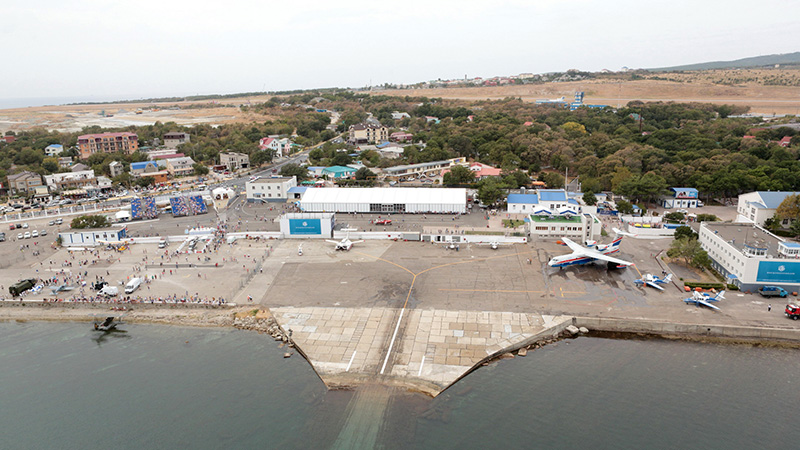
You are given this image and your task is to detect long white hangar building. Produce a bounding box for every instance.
[298,187,467,214]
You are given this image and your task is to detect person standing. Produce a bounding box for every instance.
[768,304,772,312]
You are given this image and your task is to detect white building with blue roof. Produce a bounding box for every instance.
[737,191,800,226]
[45,144,64,156]
[507,189,600,241]
[661,187,699,209]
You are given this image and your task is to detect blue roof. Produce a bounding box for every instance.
[781,242,800,248]
[507,193,538,204]
[131,161,157,170]
[756,191,799,209]
[46,144,63,149]
[538,189,568,202]
[308,166,325,171]
[287,186,307,194]
[322,165,356,174]
[567,198,580,205]
[376,141,390,149]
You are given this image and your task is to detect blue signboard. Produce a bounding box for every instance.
[289,219,321,235]
[756,261,800,283]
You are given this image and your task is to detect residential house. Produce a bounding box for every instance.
[165,157,196,177]
[147,149,185,159]
[348,123,388,144]
[2,135,16,143]
[163,132,190,149]
[322,166,356,179]
[307,166,326,178]
[7,171,44,194]
[58,157,73,168]
[777,136,793,148]
[130,161,160,176]
[259,137,282,158]
[71,163,90,172]
[383,158,466,179]
[737,191,800,226]
[109,161,124,178]
[246,176,297,202]
[390,132,413,142]
[44,144,64,156]
[44,170,97,193]
[77,132,138,159]
[220,152,250,171]
[441,162,502,181]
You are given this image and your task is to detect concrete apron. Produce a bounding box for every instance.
[271,306,572,397]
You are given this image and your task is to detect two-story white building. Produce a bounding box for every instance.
[737,191,800,226]
[246,176,297,202]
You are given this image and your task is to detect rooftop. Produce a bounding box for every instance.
[507,193,538,204]
[528,214,582,223]
[538,189,568,202]
[251,176,294,183]
[703,222,784,259]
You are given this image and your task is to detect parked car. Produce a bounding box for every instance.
[15,224,22,229]
[375,219,392,225]
[22,223,28,228]
[40,229,47,236]
[0,232,6,242]
[17,233,23,239]
[9,224,16,230]
[23,232,30,239]
[55,218,63,225]
[31,230,38,238]
[48,220,55,226]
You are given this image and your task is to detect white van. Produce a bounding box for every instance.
[100,285,119,297]
[124,278,142,294]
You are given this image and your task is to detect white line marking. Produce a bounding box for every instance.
[380,308,405,375]
[418,355,425,377]
[346,351,357,372]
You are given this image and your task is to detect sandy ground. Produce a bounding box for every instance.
[379,79,800,115]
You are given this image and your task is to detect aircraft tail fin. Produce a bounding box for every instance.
[664,273,673,283]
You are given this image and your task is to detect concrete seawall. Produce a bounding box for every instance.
[575,316,800,342]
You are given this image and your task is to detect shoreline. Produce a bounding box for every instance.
[4,304,800,398]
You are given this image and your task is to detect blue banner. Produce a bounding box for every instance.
[756,261,800,283]
[289,219,321,235]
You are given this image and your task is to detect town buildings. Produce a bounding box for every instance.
[661,187,700,209]
[163,132,190,149]
[348,123,388,144]
[77,132,138,159]
[165,157,195,177]
[7,171,44,194]
[109,161,124,178]
[220,152,250,171]
[44,170,97,193]
[44,144,64,156]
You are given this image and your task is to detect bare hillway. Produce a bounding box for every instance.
[378,78,800,115]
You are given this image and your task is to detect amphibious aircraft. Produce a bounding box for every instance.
[683,290,725,311]
[548,229,633,269]
[634,273,673,291]
[326,230,363,251]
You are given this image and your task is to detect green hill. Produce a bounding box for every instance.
[648,52,800,72]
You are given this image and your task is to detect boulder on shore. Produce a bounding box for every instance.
[579,327,589,334]
[566,325,580,336]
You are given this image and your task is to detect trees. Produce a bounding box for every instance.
[695,213,719,222]
[192,163,209,175]
[280,163,308,181]
[673,226,697,240]
[71,215,110,229]
[476,177,505,206]
[616,200,634,215]
[664,212,685,222]
[442,165,476,186]
[539,172,564,189]
[354,167,375,181]
[667,237,703,266]
[775,194,800,223]
[582,191,598,206]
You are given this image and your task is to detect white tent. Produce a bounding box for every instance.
[115,210,132,222]
[212,187,234,200]
[298,187,467,214]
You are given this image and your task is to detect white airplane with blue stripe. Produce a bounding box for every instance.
[683,290,724,311]
[548,229,633,269]
[634,273,673,291]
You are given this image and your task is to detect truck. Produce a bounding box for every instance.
[9,278,38,297]
[100,285,119,297]
[785,304,800,320]
[758,286,788,298]
[124,278,142,294]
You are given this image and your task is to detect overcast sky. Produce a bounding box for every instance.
[2,0,798,106]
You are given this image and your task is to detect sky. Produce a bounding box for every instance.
[2,0,799,106]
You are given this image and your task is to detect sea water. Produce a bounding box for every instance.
[0,322,797,449]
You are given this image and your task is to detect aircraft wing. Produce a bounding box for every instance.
[696,299,721,311]
[352,240,364,244]
[574,246,634,266]
[561,238,585,253]
[645,281,665,291]
[325,240,339,244]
